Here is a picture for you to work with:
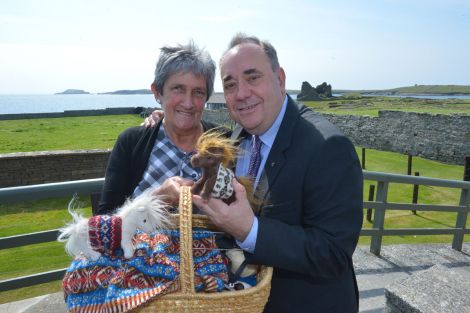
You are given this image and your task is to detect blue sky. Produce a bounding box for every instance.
[1,0,469,94]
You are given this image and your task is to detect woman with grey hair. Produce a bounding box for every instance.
[97,41,223,214]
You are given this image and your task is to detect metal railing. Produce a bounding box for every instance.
[361,171,470,255]
[1,171,469,292]
[0,178,104,292]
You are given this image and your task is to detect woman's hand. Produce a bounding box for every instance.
[141,110,164,127]
[152,176,194,206]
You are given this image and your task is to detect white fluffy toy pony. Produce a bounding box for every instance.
[58,191,171,260]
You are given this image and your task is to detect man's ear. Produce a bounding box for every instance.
[150,82,160,101]
[277,67,286,95]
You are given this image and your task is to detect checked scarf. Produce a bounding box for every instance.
[133,126,200,197]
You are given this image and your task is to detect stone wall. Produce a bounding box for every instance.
[202,109,235,129]
[0,149,111,188]
[204,108,469,165]
[323,110,470,165]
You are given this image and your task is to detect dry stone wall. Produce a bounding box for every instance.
[202,110,235,128]
[323,110,470,165]
[204,109,470,165]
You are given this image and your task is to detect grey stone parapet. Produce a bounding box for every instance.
[385,264,470,313]
[0,149,111,188]
[0,107,147,120]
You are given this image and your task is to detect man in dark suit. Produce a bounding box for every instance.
[193,33,363,313]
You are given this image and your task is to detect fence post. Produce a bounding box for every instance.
[407,154,412,176]
[452,157,470,250]
[464,156,470,181]
[370,180,388,256]
[412,172,419,215]
[366,185,375,222]
[362,148,366,170]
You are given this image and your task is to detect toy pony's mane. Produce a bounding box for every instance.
[195,131,238,167]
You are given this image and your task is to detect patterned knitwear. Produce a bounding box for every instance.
[88,215,122,256]
[63,229,229,313]
[211,164,235,200]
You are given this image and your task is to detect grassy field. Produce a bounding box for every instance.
[389,84,470,94]
[304,95,470,116]
[335,84,470,95]
[0,114,142,153]
[0,104,469,303]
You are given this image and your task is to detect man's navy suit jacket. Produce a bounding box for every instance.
[231,96,363,313]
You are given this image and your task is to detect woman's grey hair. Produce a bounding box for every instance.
[223,33,280,71]
[154,41,216,101]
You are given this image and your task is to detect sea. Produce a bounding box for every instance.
[0,94,159,114]
[0,93,470,115]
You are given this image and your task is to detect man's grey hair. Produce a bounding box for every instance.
[154,41,216,101]
[224,33,280,71]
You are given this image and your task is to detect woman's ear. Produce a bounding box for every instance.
[150,82,161,102]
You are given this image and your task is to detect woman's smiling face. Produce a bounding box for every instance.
[156,71,207,134]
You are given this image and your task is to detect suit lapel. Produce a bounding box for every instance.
[260,96,300,200]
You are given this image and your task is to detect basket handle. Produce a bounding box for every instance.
[178,186,195,294]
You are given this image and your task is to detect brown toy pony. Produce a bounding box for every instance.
[191,131,237,202]
[191,130,257,207]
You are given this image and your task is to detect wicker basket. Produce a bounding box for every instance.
[135,186,272,313]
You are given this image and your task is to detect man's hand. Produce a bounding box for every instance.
[141,109,164,127]
[152,176,194,207]
[193,178,255,242]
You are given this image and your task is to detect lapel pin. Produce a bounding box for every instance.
[271,161,275,167]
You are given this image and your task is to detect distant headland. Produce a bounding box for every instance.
[54,89,152,95]
[55,89,90,95]
[99,89,152,95]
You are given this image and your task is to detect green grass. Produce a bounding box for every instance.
[1,108,470,304]
[0,197,92,237]
[0,281,63,304]
[303,96,470,116]
[0,198,92,279]
[0,115,142,153]
[0,198,92,304]
[390,84,470,94]
[335,84,470,94]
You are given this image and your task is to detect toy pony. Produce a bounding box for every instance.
[58,191,171,260]
[190,130,238,202]
[191,130,259,204]
[190,130,259,290]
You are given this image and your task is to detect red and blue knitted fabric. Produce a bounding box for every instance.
[88,215,122,256]
[63,229,229,313]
